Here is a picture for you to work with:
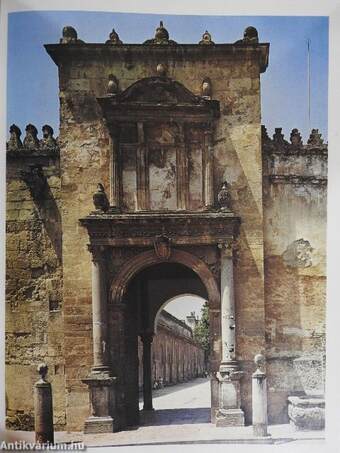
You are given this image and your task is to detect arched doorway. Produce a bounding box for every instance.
[117,258,217,427]
[142,294,210,426]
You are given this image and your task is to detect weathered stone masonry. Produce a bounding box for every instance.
[5,22,327,432]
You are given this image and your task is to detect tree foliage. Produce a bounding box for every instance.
[193,302,210,357]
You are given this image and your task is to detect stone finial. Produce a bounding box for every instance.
[217,181,232,211]
[290,128,303,147]
[23,124,39,149]
[105,28,123,45]
[272,127,286,145]
[144,21,177,45]
[60,26,83,44]
[243,26,259,43]
[254,353,266,373]
[93,183,110,212]
[107,74,119,95]
[40,125,57,148]
[261,125,271,143]
[156,63,167,77]
[199,30,214,45]
[155,21,169,41]
[7,124,23,150]
[201,77,212,98]
[37,363,48,382]
[307,129,324,146]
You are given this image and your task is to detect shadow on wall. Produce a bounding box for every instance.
[21,165,62,264]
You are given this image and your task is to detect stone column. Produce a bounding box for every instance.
[252,354,269,437]
[204,127,214,208]
[82,245,117,433]
[141,333,154,411]
[34,364,54,444]
[216,241,245,427]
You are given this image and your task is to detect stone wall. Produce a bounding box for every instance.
[5,126,65,430]
[137,310,205,389]
[262,127,327,423]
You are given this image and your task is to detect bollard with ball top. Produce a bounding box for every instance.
[34,363,54,444]
[252,354,270,437]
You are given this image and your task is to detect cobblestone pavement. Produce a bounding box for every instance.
[3,378,325,449]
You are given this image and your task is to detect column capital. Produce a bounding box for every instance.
[218,238,239,260]
[88,244,106,263]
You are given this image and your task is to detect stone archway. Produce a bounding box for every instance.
[110,248,220,309]
[110,251,219,426]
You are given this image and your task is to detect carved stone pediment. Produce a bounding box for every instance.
[97,77,220,122]
[115,77,205,106]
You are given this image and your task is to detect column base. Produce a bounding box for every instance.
[216,362,245,427]
[84,416,114,434]
[82,371,118,433]
[253,423,270,437]
[215,408,245,427]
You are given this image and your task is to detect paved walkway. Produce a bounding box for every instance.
[2,378,325,448]
[139,377,211,425]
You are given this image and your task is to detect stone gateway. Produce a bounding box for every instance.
[5,22,326,432]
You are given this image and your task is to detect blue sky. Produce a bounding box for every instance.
[7,11,328,142]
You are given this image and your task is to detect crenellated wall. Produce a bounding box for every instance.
[262,126,327,423]
[5,124,66,430]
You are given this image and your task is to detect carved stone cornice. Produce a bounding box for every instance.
[45,43,270,74]
[79,211,240,247]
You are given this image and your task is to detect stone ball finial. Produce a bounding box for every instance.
[254,353,265,368]
[156,63,167,77]
[201,77,212,98]
[60,26,78,44]
[243,26,259,43]
[107,74,119,95]
[106,28,123,45]
[155,21,169,41]
[93,183,110,212]
[199,30,215,45]
[218,181,232,211]
[37,363,48,381]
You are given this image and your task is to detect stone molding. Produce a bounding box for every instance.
[79,211,240,247]
[45,43,270,73]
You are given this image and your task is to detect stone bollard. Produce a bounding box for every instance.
[34,363,54,444]
[252,354,269,437]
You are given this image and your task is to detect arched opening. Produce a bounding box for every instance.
[116,258,217,427]
[142,294,210,426]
